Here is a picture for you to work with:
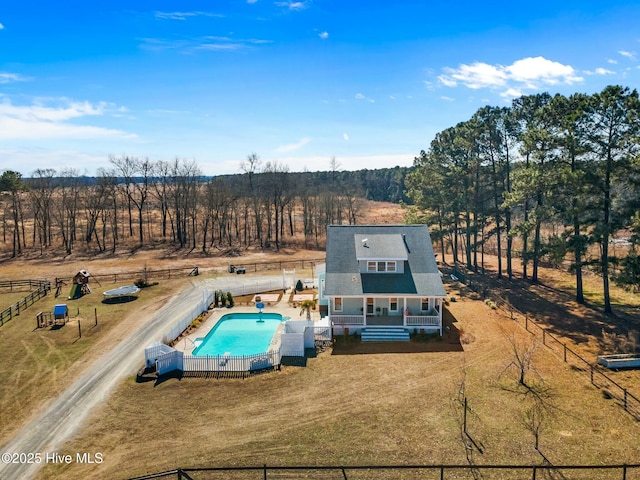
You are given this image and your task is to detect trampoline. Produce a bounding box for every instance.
[103,285,140,298]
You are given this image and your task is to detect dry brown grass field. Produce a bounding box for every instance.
[1,200,640,479]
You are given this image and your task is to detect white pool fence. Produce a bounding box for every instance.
[147,279,333,377]
[152,348,283,376]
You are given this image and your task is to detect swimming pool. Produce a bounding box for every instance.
[192,312,283,357]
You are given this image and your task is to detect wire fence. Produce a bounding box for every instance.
[451,266,640,420]
[128,463,640,480]
[0,279,51,327]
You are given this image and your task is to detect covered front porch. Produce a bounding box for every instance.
[328,295,444,335]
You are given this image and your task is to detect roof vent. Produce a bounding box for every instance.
[361,238,368,248]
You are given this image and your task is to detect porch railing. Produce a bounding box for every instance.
[330,315,365,325]
[405,315,439,326]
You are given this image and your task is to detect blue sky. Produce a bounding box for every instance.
[1,1,639,176]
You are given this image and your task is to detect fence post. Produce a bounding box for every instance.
[525,316,528,331]
[463,397,468,432]
[78,320,81,338]
[624,389,628,411]
[590,365,594,385]
[542,330,546,346]
[563,344,567,362]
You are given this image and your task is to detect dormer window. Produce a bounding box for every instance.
[366,260,397,272]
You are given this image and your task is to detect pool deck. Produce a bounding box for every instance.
[174,288,320,355]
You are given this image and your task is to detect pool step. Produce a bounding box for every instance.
[361,327,410,342]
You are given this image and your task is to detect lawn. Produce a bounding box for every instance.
[0,277,190,446]
[36,279,640,479]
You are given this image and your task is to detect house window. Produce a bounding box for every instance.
[334,297,343,312]
[390,298,398,311]
[421,298,429,311]
[366,261,397,272]
[366,297,374,314]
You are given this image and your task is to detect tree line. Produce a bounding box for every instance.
[406,85,640,314]
[0,154,374,257]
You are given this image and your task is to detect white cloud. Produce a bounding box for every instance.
[276,137,311,153]
[275,1,309,11]
[0,99,135,140]
[354,92,375,103]
[439,56,583,96]
[500,87,524,99]
[318,31,329,40]
[440,96,455,102]
[439,62,507,89]
[608,59,618,65]
[0,72,28,84]
[584,67,615,75]
[247,0,259,3]
[618,50,636,60]
[343,133,349,141]
[141,36,271,53]
[505,57,582,86]
[154,11,223,20]
[0,23,4,30]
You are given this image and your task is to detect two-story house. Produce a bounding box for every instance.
[317,224,446,341]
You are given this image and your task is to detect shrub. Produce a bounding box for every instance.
[295,279,303,292]
[485,299,497,309]
[220,291,227,308]
[227,291,234,308]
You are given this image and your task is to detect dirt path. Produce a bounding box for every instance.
[0,274,282,480]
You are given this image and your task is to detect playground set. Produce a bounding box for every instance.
[55,270,100,300]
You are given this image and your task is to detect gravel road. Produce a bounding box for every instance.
[0,274,283,479]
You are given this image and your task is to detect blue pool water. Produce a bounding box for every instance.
[192,312,283,357]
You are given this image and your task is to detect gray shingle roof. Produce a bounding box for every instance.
[354,234,408,260]
[325,225,446,297]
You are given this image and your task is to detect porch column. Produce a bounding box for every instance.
[363,297,367,326]
[403,297,407,327]
[438,298,443,336]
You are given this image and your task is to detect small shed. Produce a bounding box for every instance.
[53,304,69,321]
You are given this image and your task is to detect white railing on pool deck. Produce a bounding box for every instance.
[405,315,440,326]
[330,315,365,325]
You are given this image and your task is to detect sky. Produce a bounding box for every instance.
[1,1,640,177]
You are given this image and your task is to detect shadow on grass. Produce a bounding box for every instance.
[101,295,139,304]
[331,316,464,356]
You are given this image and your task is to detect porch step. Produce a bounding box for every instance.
[361,327,410,342]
